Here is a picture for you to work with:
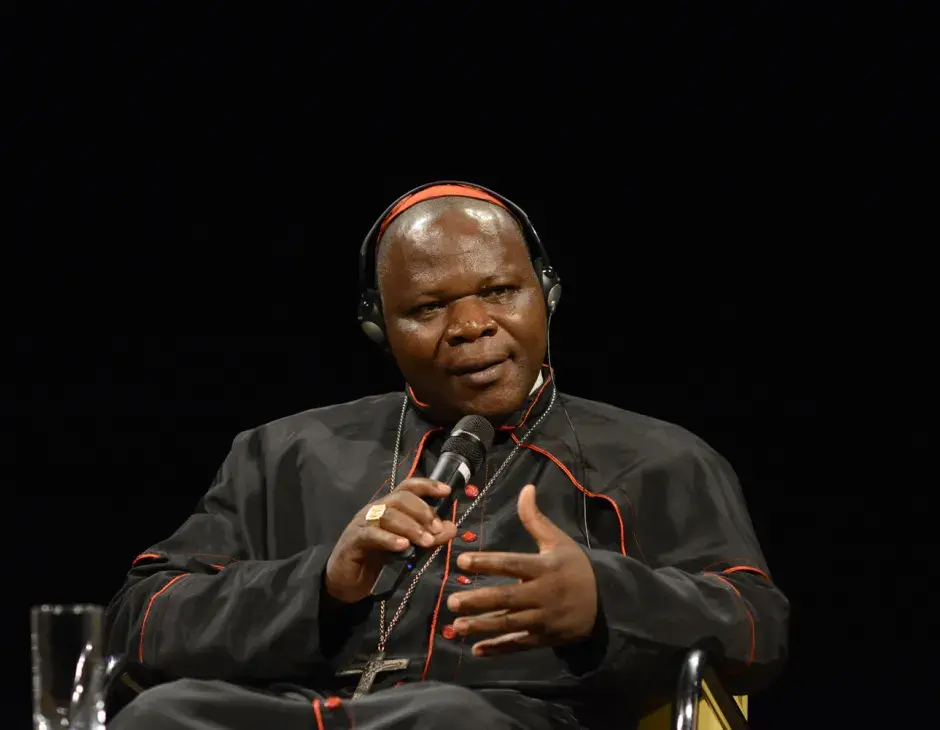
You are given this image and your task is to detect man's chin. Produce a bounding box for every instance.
[448,382,529,422]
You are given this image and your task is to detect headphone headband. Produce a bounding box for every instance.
[358,180,554,296]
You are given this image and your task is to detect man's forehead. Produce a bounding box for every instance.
[381,226,526,293]
[375,198,530,293]
[393,226,518,261]
[389,237,520,296]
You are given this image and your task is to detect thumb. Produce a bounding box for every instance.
[518,484,565,549]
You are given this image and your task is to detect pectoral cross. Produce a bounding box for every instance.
[336,652,410,699]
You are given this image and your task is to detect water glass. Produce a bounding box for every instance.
[31,604,113,730]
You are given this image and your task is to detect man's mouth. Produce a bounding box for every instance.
[448,355,509,376]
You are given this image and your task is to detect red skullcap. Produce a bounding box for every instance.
[378,184,510,238]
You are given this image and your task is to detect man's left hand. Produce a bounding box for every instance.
[446,484,599,657]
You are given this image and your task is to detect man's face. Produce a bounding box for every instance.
[378,201,547,422]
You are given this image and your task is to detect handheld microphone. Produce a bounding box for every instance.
[370,414,495,599]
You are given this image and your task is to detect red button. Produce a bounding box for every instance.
[464,484,480,498]
[456,574,472,585]
[442,624,457,639]
[461,530,478,542]
[325,697,342,709]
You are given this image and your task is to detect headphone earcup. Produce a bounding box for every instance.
[358,292,387,346]
[533,258,563,315]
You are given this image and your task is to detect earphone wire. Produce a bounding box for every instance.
[545,310,592,549]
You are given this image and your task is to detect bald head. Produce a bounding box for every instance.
[375,196,530,299]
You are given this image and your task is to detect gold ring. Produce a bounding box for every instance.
[365,503,387,527]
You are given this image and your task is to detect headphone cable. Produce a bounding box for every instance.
[545,310,592,549]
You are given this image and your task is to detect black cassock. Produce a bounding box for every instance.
[105,370,789,730]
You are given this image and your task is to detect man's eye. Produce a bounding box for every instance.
[413,302,443,315]
[483,286,515,298]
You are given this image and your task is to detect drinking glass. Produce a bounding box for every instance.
[30,604,122,730]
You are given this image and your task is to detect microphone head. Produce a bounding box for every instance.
[442,415,496,474]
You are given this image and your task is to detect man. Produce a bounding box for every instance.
[105,182,789,730]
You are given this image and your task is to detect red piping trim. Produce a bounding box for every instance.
[422,500,458,680]
[406,429,442,478]
[510,434,628,557]
[721,565,770,581]
[131,552,161,566]
[312,698,325,730]
[131,551,236,568]
[407,385,428,408]
[704,572,756,666]
[138,573,189,663]
[510,371,553,429]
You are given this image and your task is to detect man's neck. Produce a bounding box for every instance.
[487,371,545,428]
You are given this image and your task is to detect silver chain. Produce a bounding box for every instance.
[376,386,557,651]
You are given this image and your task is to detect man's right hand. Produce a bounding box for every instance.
[324,478,458,603]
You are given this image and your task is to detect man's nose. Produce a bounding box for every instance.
[444,298,498,346]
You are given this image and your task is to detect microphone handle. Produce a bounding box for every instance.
[369,452,471,599]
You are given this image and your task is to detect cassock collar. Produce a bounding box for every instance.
[406,364,555,435]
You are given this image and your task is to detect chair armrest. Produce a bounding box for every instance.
[104,659,167,721]
[672,649,749,730]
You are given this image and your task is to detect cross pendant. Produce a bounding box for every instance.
[336,651,410,699]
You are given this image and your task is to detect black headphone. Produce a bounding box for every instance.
[357,180,562,347]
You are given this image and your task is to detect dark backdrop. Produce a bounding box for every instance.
[9,3,931,728]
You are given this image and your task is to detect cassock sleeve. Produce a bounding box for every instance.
[560,438,789,696]
[105,430,371,684]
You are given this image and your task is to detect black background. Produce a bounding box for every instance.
[9,3,933,728]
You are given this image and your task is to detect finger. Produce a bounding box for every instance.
[517,484,566,550]
[375,506,440,548]
[447,580,540,614]
[396,477,452,499]
[359,525,411,553]
[453,608,544,638]
[455,551,545,579]
[471,631,542,657]
[388,486,451,533]
[427,520,458,546]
